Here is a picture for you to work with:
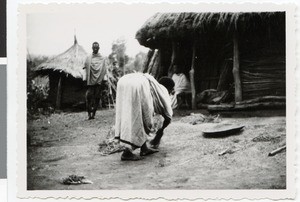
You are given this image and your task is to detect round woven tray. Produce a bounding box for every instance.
[202,124,244,137]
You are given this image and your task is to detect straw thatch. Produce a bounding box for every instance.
[35,36,87,79]
[136,12,284,48]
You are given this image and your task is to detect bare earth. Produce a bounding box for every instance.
[27,109,286,190]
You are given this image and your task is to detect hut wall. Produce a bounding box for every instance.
[48,72,59,105]
[177,40,193,77]
[159,45,172,77]
[61,77,86,108]
[153,27,285,102]
[239,17,286,100]
[48,72,86,108]
[193,14,285,101]
[240,44,285,100]
[194,31,232,94]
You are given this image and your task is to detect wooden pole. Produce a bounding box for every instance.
[148,50,158,75]
[155,49,162,78]
[190,42,197,109]
[233,31,242,102]
[168,41,177,77]
[56,75,63,109]
[157,48,164,78]
[217,61,231,91]
[143,49,155,73]
[268,145,286,156]
[151,50,160,78]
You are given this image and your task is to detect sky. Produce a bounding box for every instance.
[26,3,282,58]
[26,4,162,57]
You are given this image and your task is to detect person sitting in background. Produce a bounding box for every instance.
[114,73,174,161]
[171,65,192,109]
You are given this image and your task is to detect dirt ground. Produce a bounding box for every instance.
[27,109,286,190]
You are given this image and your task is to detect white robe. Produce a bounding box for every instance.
[171,73,191,109]
[114,73,172,148]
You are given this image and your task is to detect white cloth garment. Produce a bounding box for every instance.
[171,73,191,109]
[114,73,172,148]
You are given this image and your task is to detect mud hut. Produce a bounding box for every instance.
[136,12,286,110]
[34,36,88,109]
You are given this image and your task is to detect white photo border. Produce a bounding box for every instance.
[16,2,296,200]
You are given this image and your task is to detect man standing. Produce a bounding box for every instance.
[114,73,174,161]
[84,42,107,120]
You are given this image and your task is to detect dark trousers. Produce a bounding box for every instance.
[85,84,103,119]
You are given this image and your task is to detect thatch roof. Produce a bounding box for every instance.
[136,12,285,48]
[35,36,88,79]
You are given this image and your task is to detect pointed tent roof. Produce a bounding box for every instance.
[35,35,88,79]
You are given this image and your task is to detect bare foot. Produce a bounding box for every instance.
[121,149,143,161]
[140,148,159,156]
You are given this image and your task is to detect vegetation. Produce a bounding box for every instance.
[123,51,147,74]
[27,55,53,118]
[108,37,129,73]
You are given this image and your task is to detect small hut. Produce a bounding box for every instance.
[34,36,88,109]
[136,12,285,110]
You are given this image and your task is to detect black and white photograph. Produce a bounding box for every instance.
[16,2,296,200]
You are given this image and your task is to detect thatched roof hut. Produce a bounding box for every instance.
[35,36,87,79]
[136,12,285,110]
[35,36,88,109]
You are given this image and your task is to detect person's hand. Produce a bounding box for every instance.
[149,128,163,149]
[113,138,120,144]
